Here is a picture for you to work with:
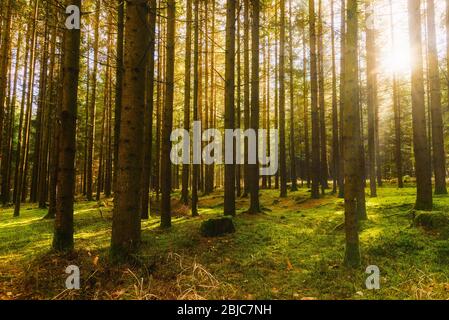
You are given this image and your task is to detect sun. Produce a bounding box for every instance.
[381,40,411,75]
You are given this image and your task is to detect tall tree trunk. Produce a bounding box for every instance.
[114,0,124,194]
[248,0,261,213]
[407,0,433,210]
[331,0,339,194]
[309,0,320,199]
[111,0,148,258]
[224,0,236,216]
[279,0,287,198]
[338,0,346,198]
[1,30,20,204]
[86,0,100,201]
[302,16,310,189]
[15,0,39,215]
[288,0,297,192]
[236,0,242,195]
[53,0,81,251]
[343,0,361,268]
[0,0,12,160]
[318,0,328,192]
[243,0,250,197]
[191,0,199,217]
[140,0,157,219]
[426,0,447,195]
[366,0,377,197]
[181,0,192,205]
[160,0,176,228]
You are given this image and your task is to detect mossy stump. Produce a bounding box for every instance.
[200,217,235,237]
[413,211,449,230]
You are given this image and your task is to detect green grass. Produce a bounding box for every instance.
[1,185,449,299]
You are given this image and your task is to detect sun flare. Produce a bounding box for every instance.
[381,38,412,75]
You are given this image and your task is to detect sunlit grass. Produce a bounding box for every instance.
[1,185,449,299]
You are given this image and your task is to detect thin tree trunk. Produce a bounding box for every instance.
[191,0,199,217]
[248,0,261,213]
[87,0,100,201]
[366,0,377,197]
[279,0,287,198]
[140,0,157,219]
[331,0,339,194]
[318,0,328,192]
[309,0,320,199]
[224,0,236,216]
[181,0,192,205]
[288,0,297,192]
[160,0,176,228]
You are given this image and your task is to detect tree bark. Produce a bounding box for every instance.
[53,0,81,251]
[407,0,433,210]
[111,0,148,258]
[343,0,361,268]
[426,0,447,195]
[160,0,176,228]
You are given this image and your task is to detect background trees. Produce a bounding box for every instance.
[1,0,449,268]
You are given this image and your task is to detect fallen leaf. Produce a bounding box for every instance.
[286,259,293,271]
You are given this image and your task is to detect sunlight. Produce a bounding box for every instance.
[381,36,412,75]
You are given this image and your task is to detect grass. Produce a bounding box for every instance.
[1,185,449,300]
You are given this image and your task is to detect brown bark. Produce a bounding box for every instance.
[160,0,176,228]
[224,0,236,216]
[111,0,148,258]
[407,0,433,210]
[426,0,447,195]
[53,0,81,251]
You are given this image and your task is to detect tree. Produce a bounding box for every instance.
[191,0,199,217]
[407,0,433,210]
[288,0,297,192]
[53,0,81,251]
[343,0,361,268]
[366,0,377,197]
[224,0,236,216]
[114,0,124,192]
[279,0,287,198]
[309,0,320,199]
[338,0,346,198]
[243,0,250,197]
[426,0,447,195]
[160,0,176,228]
[181,0,193,205]
[140,0,157,219]
[111,0,148,258]
[331,0,339,194]
[0,0,12,160]
[248,0,261,214]
[318,0,328,192]
[86,0,100,202]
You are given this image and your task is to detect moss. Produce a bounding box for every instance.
[200,217,235,237]
[414,211,449,230]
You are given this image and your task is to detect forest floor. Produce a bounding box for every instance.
[1,184,449,300]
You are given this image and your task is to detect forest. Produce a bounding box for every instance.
[1,0,449,300]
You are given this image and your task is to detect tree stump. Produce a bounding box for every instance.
[200,217,235,237]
